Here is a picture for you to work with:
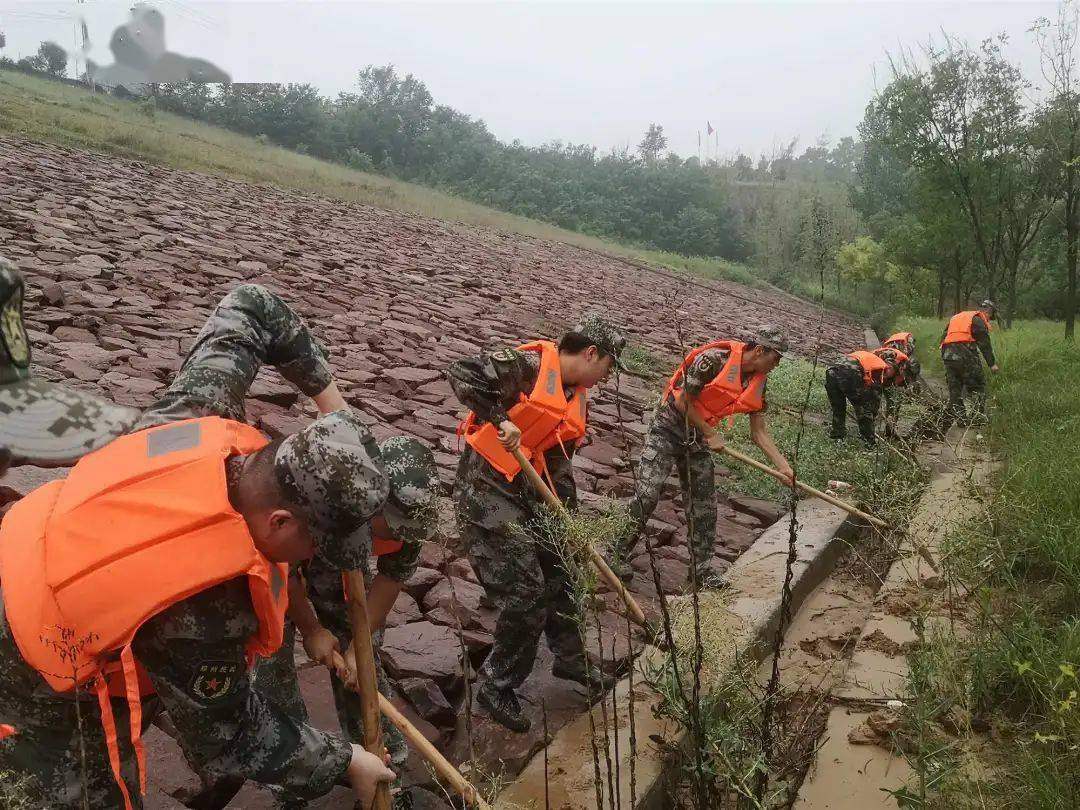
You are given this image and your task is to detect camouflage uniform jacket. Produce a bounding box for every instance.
[653,347,768,440]
[939,314,996,366]
[448,346,578,528]
[0,285,352,803]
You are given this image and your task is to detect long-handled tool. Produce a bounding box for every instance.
[344,570,392,810]
[716,445,888,530]
[510,447,649,629]
[342,572,489,809]
[331,646,492,810]
[378,693,493,810]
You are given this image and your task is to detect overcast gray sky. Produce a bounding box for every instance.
[0,1,1059,158]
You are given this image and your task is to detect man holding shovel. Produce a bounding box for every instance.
[253,435,439,808]
[0,283,395,808]
[825,346,909,446]
[449,315,624,733]
[612,326,793,587]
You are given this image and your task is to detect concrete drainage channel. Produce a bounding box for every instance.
[494,497,860,809]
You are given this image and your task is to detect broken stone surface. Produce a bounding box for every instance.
[381,621,463,691]
[422,577,492,633]
[728,495,787,525]
[0,133,865,807]
[398,676,455,727]
[385,592,423,627]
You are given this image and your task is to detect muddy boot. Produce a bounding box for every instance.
[552,661,617,697]
[477,682,531,732]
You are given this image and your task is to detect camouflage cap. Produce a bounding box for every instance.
[980,299,997,312]
[754,324,790,355]
[876,348,909,367]
[571,313,627,370]
[275,409,390,570]
[379,436,439,545]
[0,257,138,466]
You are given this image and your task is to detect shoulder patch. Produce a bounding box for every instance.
[492,348,518,363]
[190,660,242,701]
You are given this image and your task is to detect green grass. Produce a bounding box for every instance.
[895,319,1080,808]
[629,352,928,524]
[0,69,760,289]
[724,356,927,520]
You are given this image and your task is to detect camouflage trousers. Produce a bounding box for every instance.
[942,347,987,426]
[461,518,588,693]
[0,599,158,809]
[824,365,881,445]
[621,420,718,573]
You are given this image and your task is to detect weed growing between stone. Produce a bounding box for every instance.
[525,501,640,810]
[0,771,39,810]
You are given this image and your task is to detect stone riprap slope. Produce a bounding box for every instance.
[0,135,865,808]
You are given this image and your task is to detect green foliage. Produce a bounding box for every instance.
[719,356,928,529]
[36,41,67,78]
[899,320,1080,807]
[853,33,1073,328]
[637,122,668,163]
[151,70,750,262]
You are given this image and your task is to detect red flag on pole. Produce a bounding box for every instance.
[707,121,715,135]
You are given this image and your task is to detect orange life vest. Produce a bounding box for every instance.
[0,417,289,809]
[884,332,914,351]
[848,350,891,386]
[459,341,587,483]
[372,535,402,556]
[0,724,15,739]
[664,340,767,427]
[872,348,911,385]
[941,311,991,347]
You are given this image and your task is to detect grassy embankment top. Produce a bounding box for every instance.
[0,69,762,290]
[902,317,1080,808]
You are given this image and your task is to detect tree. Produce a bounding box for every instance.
[0,30,7,52]
[874,36,1048,318]
[637,123,667,164]
[1034,1,1080,339]
[37,41,67,78]
[16,55,47,73]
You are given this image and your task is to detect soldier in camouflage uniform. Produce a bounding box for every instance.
[448,315,624,733]
[0,283,395,808]
[879,333,921,437]
[0,257,138,474]
[940,300,999,428]
[613,326,794,585]
[825,347,907,446]
[253,435,439,808]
